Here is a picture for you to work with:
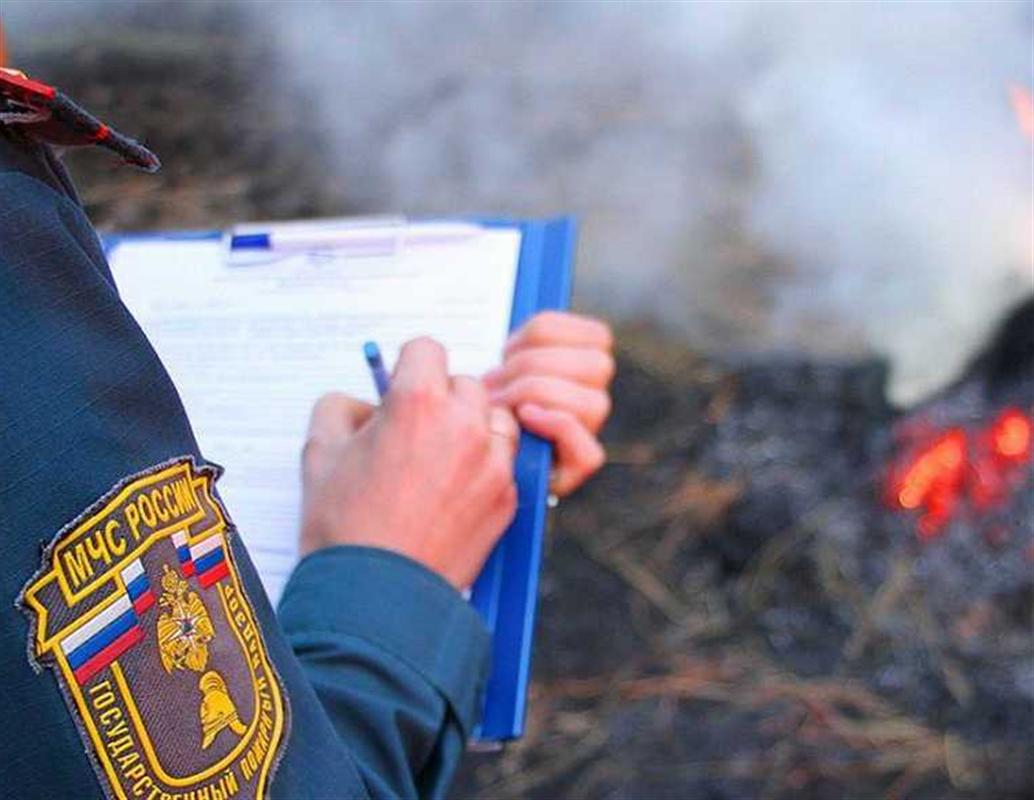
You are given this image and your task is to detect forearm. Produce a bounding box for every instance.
[278,546,491,800]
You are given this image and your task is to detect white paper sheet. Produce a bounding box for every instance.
[110,224,522,604]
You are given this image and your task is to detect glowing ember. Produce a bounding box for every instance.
[991,408,1032,460]
[891,429,967,538]
[894,430,965,509]
[1009,84,1034,141]
[888,407,1033,539]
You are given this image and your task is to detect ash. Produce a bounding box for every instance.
[456,307,1033,800]
[10,11,1033,799]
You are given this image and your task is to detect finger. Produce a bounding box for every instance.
[491,374,611,433]
[484,346,616,391]
[517,403,605,497]
[505,311,613,355]
[485,410,519,502]
[451,374,490,422]
[471,406,519,523]
[392,336,449,399]
[488,405,521,457]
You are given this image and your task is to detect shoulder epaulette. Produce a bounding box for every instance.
[0,67,160,173]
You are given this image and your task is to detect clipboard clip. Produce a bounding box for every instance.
[222,216,483,266]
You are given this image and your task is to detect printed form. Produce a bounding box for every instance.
[110,223,522,604]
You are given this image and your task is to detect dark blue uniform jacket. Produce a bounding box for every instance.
[0,131,489,800]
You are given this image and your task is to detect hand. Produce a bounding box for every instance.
[300,337,520,590]
[483,311,614,497]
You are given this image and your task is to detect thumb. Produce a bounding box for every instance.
[307,392,377,440]
[303,393,376,480]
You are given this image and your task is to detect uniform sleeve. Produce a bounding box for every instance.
[0,159,488,800]
[278,547,490,799]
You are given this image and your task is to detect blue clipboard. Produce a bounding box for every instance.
[469,216,576,742]
[105,215,577,743]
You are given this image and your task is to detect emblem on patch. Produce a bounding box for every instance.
[18,457,287,800]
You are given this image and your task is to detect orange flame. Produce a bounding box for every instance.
[892,429,967,538]
[888,408,1032,540]
[1009,84,1034,141]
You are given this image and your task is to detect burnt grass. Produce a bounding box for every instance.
[14,11,1034,799]
[454,324,1032,800]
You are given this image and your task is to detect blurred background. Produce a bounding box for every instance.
[4,1,1033,798]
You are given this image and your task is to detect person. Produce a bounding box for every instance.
[0,66,613,800]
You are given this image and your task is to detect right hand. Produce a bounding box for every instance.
[299,337,520,590]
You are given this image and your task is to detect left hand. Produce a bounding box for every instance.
[483,311,614,497]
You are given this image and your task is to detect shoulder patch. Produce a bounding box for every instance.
[18,457,287,800]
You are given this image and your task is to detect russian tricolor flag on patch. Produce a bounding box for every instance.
[60,595,144,685]
[190,534,229,589]
[172,529,195,577]
[121,558,155,615]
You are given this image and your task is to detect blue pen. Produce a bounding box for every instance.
[363,341,392,399]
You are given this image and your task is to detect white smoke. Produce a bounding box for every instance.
[254,1,1033,404]
[737,4,1034,403]
[5,1,1033,404]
